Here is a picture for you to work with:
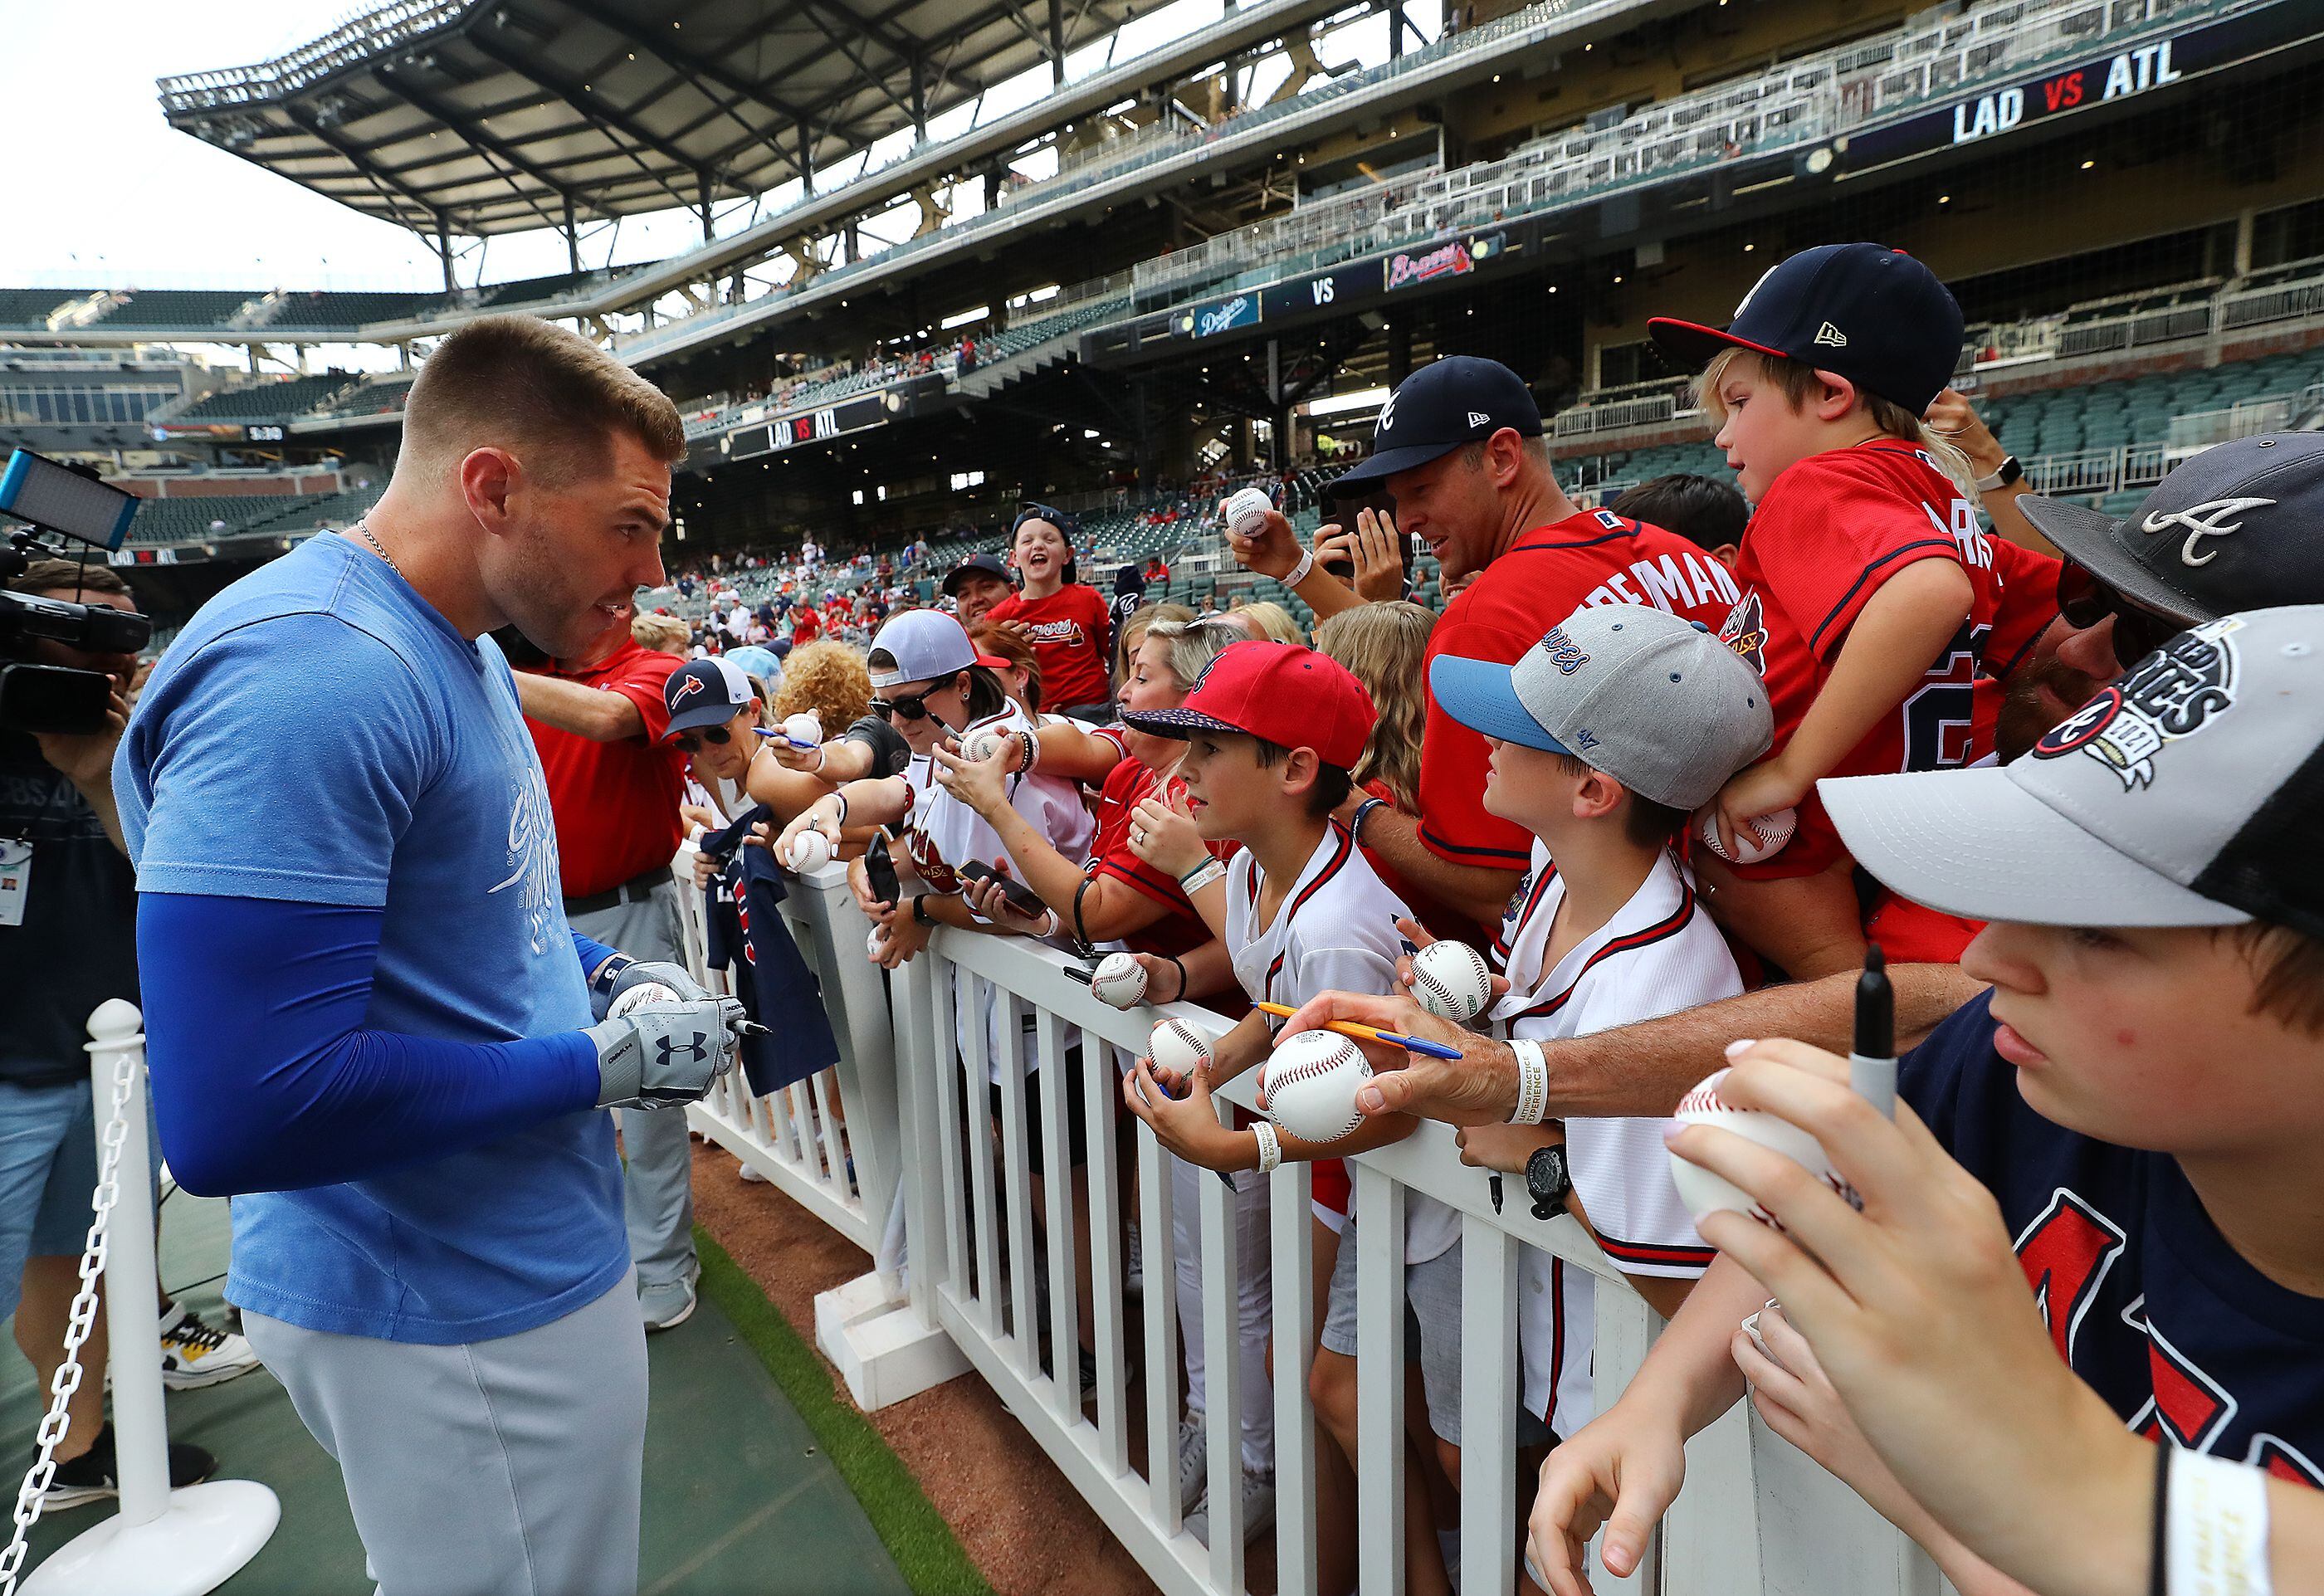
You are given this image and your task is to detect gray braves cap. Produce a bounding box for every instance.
[1428,604,1773,811]
[2017,432,2324,623]
[1822,605,2324,937]
[868,609,982,688]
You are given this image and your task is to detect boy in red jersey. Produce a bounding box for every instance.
[1649,243,2010,973]
[986,505,1115,722]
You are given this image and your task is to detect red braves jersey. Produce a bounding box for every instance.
[1086,755,1233,961]
[524,639,686,898]
[1420,510,1742,883]
[1721,439,2006,878]
[986,584,1114,710]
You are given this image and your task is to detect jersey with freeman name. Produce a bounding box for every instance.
[1226,823,1459,1266]
[1719,440,2009,877]
[1902,992,2324,1485]
[1419,511,1741,881]
[1487,842,1742,1437]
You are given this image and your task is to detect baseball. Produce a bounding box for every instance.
[1667,1067,1842,1228]
[961,727,1009,765]
[867,926,889,961]
[609,981,683,1019]
[1699,805,1797,865]
[782,710,822,744]
[1223,486,1274,539]
[1409,940,1492,1024]
[1089,951,1148,1009]
[1262,1029,1371,1145]
[1148,1017,1213,1082]
[785,827,833,871]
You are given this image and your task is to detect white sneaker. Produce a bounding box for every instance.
[156,1302,261,1390]
[739,1162,769,1184]
[1176,1414,1207,1513]
[1185,1468,1274,1548]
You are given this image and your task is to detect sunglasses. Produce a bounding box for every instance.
[2054,563,2186,665]
[872,688,940,721]
[673,725,735,752]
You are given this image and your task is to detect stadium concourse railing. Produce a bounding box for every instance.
[666,846,1952,1596]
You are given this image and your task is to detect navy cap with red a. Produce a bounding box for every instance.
[1648,242,1965,414]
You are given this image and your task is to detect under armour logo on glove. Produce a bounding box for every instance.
[2143,496,2274,567]
[655,1033,709,1069]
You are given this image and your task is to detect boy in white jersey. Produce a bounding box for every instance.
[1426,604,1773,1442]
[1122,641,1464,1588]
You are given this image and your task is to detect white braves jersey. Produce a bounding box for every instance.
[1489,842,1741,1437]
[897,700,1093,1081]
[1226,826,1459,1265]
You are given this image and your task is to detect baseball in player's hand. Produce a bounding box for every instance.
[1219,498,1305,581]
[1711,759,1809,862]
[1393,916,1511,1010]
[1126,788,1207,878]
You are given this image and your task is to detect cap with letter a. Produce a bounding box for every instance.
[1326,355,1544,497]
[1823,605,2324,938]
[1648,242,1965,414]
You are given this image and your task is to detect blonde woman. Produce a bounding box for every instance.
[1233,598,1306,646]
[629,611,689,655]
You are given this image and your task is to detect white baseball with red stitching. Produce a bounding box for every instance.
[1090,952,1148,1009]
[1149,1018,1213,1080]
[1224,487,1274,539]
[1410,940,1492,1023]
[1262,1030,1371,1145]
[1667,1067,1843,1228]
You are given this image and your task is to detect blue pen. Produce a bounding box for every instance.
[751,728,820,752]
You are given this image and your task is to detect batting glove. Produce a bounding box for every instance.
[586,996,745,1110]
[588,956,712,1022]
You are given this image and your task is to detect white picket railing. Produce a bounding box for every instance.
[676,852,1949,1595]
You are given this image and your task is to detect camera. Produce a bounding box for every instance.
[1,451,153,735]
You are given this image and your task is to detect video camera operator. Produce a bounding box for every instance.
[1,557,253,1506]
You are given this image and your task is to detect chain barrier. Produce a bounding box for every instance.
[0,1056,137,1595]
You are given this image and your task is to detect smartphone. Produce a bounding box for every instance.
[957,859,1046,916]
[864,831,901,909]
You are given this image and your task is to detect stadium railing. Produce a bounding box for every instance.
[671,849,1946,1596]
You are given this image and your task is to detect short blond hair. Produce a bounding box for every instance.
[1694,348,1975,496]
[403,314,685,485]
[630,613,688,654]
[1235,599,1306,646]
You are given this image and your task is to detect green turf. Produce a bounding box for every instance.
[694,1231,994,1596]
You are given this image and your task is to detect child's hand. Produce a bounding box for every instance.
[1731,1304,1919,1527]
[1121,1058,1249,1171]
[1455,1120,1561,1175]
[1392,916,1511,1011]
[1128,788,1208,879]
[1711,760,1809,861]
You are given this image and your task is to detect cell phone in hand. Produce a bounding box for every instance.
[958,859,1045,916]
[864,831,901,908]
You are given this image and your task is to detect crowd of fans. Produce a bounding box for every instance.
[632,242,2324,1595]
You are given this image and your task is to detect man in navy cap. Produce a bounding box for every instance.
[944,550,1014,627]
[1229,356,1741,931]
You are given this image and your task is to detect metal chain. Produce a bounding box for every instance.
[0,1057,136,1595]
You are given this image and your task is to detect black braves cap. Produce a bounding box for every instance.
[942,550,1013,596]
[1648,243,1965,414]
[2018,432,2324,625]
[1328,356,1544,495]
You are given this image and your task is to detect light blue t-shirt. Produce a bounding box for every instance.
[117,534,626,1344]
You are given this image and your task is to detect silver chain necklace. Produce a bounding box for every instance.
[351,520,403,580]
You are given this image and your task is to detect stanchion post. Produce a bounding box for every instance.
[86,1001,168,1528]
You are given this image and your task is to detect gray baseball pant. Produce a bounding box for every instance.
[245,1272,647,1596]
[569,879,701,1298]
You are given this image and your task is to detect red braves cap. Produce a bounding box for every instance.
[1122,640,1375,769]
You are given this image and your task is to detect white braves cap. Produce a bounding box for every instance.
[1822,605,2324,936]
[867,610,978,688]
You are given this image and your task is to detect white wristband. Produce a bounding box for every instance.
[2169,1447,2273,1596]
[1179,858,1227,895]
[1508,1039,1550,1125]
[1282,549,1315,588]
[1252,1120,1283,1174]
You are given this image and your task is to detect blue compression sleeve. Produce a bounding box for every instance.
[571,927,624,983]
[138,892,601,1198]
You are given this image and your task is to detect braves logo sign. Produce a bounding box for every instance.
[2033,617,2239,788]
[2141,495,2274,568]
[672,673,709,705]
[1536,626,1590,676]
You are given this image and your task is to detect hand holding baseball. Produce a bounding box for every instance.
[1394,917,1509,1018]
[775,803,841,872]
[1122,1056,1247,1170]
[1711,759,1811,866]
[929,742,1008,818]
[1218,494,1304,581]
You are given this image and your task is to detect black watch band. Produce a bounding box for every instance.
[1525,1145,1571,1218]
[912,896,935,925]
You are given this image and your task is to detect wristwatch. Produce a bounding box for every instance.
[1973,453,2024,493]
[1524,1145,1572,1220]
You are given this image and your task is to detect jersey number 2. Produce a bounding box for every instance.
[1901,622,1991,770]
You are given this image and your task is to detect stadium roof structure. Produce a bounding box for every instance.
[156,0,1160,247]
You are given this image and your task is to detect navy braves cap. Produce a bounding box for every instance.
[1327,356,1544,496]
[1648,243,1965,415]
[664,656,754,738]
[2016,433,2324,627]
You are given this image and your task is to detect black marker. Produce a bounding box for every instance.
[1848,942,1896,1119]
